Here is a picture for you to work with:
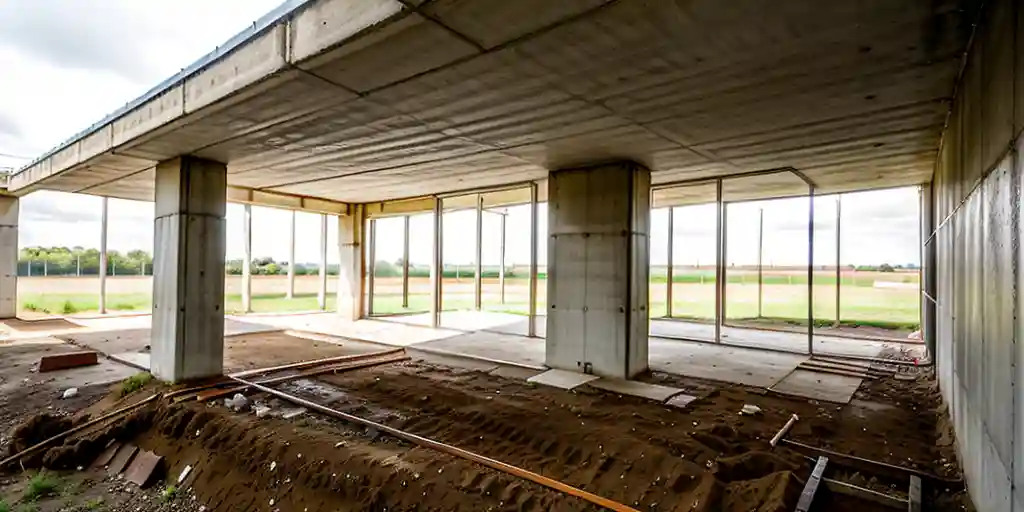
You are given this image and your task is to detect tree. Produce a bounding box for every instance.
[264,263,280,275]
[879,263,895,273]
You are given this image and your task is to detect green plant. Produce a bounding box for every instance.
[0,498,10,512]
[21,302,40,312]
[15,503,38,512]
[119,372,153,397]
[110,302,135,311]
[160,485,177,502]
[61,300,78,315]
[22,471,60,501]
[81,497,104,510]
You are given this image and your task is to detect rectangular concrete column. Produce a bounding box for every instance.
[546,162,650,379]
[336,205,365,321]
[151,156,226,382]
[0,197,18,319]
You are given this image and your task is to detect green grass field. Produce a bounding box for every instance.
[20,292,335,315]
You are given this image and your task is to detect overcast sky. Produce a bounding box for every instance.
[0,0,922,268]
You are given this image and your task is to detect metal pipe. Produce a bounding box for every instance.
[242,204,252,313]
[318,213,328,311]
[665,207,674,318]
[402,215,410,309]
[228,375,640,512]
[474,194,483,311]
[528,182,539,338]
[367,218,377,316]
[835,195,841,326]
[499,211,506,305]
[431,197,443,328]
[921,183,936,358]
[770,414,800,447]
[714,179,723,343]
[99,197,108,314]
[287,210,296,300]
[808,187,815,355]
[757,208,764,318]
[721,202,729,323]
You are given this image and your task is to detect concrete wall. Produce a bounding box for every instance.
[932,0,1024,509]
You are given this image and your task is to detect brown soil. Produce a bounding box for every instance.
[0,356,968,511]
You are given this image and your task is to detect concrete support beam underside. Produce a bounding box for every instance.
[546,162,651,379]
[0,197,17,319]
[151,156,226,382]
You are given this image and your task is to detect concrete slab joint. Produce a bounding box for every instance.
[545,161,650,379]
[151,156,227,383]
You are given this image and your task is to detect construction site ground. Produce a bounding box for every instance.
[0,314,968,511]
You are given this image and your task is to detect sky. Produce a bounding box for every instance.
[0,0,922,268]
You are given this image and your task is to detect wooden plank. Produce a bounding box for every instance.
[802,359,891,376]
[823,478,906,510]
[38,351,99,372]
[908,475,922,512]
[795,456,828,511]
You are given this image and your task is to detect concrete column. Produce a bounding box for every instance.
[99,197,108,315]
[318,214,328,311]
[287,210,295,300]
[921,183,936,358]
[367,218,376,316]
[546,162,650,379]
[241,204,252,313]
[0,197,18,319]
[666,207,674,318]
[528,185,538,336]
[336,205,365,321]
[151,156,226,382]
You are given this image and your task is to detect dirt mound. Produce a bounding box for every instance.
[722,471,800,512]
[714,451,797,482]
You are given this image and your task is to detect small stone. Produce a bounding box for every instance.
[270,461,277,472]
[61,387,79,399]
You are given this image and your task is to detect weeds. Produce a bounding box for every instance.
[110,303,135,311]
[119,373,153,397]
[160,486,177,502]
[81,497,104,510]
[14,504,38,512]
[0,499,9,512]
[60,300,78,315]
[22,472,60,501]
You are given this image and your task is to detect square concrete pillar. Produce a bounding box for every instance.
[337,204,366,321]
[151,156,227,382]
[0,197,17,319]
[546,162,650,379]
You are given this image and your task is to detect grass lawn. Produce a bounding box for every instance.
[19,292,336,315]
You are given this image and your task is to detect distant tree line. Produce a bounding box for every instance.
[19,246,153,277]
[224,257,338,276]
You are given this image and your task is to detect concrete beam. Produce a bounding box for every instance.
[226,186,349,215]
[151,156,226,382]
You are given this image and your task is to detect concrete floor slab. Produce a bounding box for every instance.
[0,338,137,393]
[587,378,683,402]
[650,320,897,359]
[769,369,863,404]
[489,365,545,381]
[665,393,699,409]
[413,330,547,368]
[649,337,808,388]
[527,369,599,390]
[251,313,461,346]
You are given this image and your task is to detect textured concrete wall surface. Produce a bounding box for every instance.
[932,0,1024,509]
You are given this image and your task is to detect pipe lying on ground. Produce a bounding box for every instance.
[230,375,640,512]
[230,347,406,378]
[0,394,160,470]
[196,353,410,402]
[770,414,799,447]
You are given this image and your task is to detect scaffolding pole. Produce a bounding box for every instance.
[499,211,507,305]
[287,210,296,300]
[431,198,443,328]
[402,215,410,309]
[318,214,328,311]
[367,219,377,316]
[666,207,674,318]
[474,195,483,311]
[528,183,539,338]
[807,187,815,355]
[714,179,723,343]
[757,208,763,319]
[99,197,108,315]
[835,195,842,326]
[242,204,252,313]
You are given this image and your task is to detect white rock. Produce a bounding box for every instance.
[61,387,79,399]
[739,404,762,416]
[254,405,272,418]
[225,393,250,411]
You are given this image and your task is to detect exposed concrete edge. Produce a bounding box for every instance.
[227,186,350,215]
[406,345,547,372]
[10,0,412,193]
